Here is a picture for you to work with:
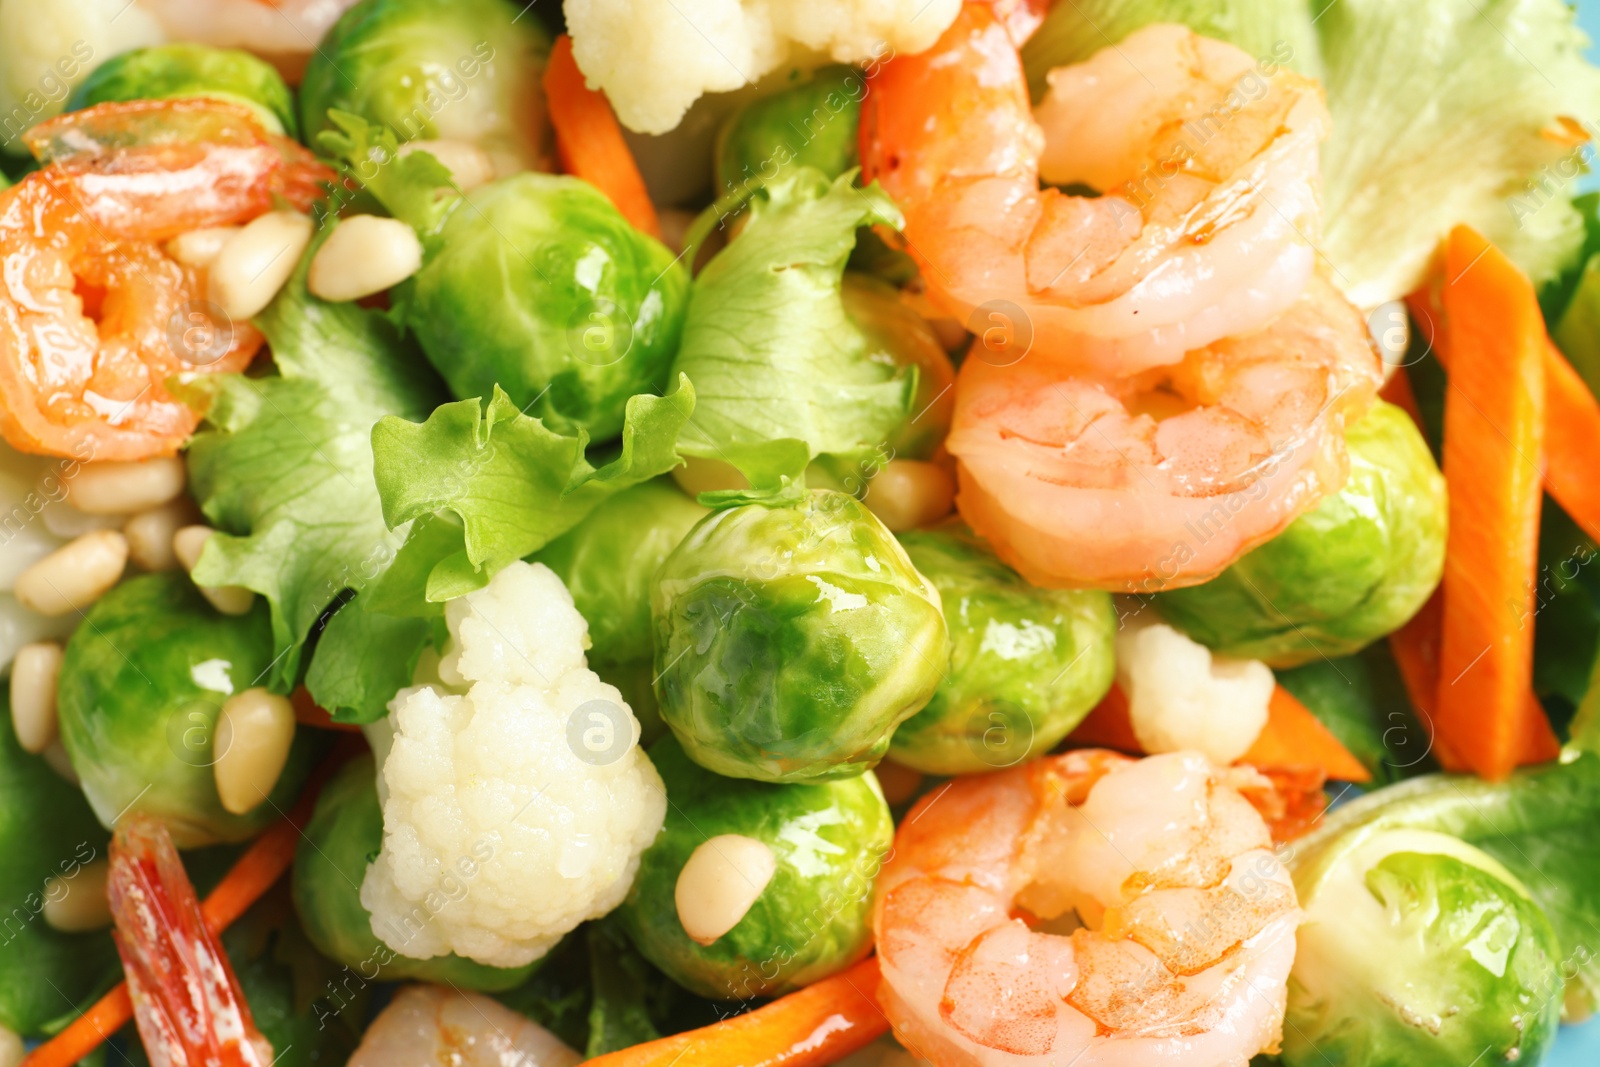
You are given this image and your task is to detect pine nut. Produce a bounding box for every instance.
[10,641,63,754]
[307,215,424,303]
[38,495,122,540]
[12,530,127,616]
[674,833,776,945]
[214,687,296,815]
[42,858,112,933]
[173,525,255,615]
[671,456,749,499]
[209,211,314,321]
[125,498,202,571]
[0,1024,21,1067]
[864,459,955,532]
[164,226,241,269]
[398,139,496,192]
[65,457,186,515]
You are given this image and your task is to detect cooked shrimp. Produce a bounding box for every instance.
[349,985,582,1067]
[874,750,1300,1067]
[946,273,1380,591]
[860,6,1329,376]
[0,101,330,462]
[135,0,361,70]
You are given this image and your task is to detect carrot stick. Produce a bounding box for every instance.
[1242,686,1372,783]
[23,745,353,1067]
[1541,337,1600,545]
[1067,683,1370,782]
[1432,226,1549,780]
[543,35,660,238]
[584,956,888,1067]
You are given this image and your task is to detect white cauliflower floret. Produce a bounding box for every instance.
[1115,617,1273,765]
[565,0,963,134]
[0,0,166,151]
[360,561,666,969]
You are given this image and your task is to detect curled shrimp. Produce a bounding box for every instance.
[874,750,1300,1067]
[0,100,331,461]
[135,0,363,72]
[108,813,273,1067]
[348,985,582,1067]
[860,6,1329,376]
[946,273,1380,591]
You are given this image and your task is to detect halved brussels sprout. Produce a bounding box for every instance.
[55,573,318,848]
[534,478,709,667]
[714,64,865,193]
[617,735,891,999]
[67,44,297,136]
[300,0,549,177]
[1156,401,1447,666]
[0,705,118,1037]
[291,753,538,991]
[652,489,948,781]
[1286,827,1563,1067]
[403,173,689,441]
[889,526,1116,773]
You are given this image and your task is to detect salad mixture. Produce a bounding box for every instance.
[5,1,1600,1066]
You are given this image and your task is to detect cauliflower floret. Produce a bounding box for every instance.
[1115,617,1273,765]
[565,0,963,134]
[0,0,166,151]
[360,561,667,968]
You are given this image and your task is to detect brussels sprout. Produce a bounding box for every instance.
[67,44,297,136]
[652,489,948,782]
[403,173,689,440]
[291,753,538,991]
[1156,401,1447,666]
[842,275,956,462]
[534,478,709,666]
[617,735,891,999]
[0,704,118,1036]
[714,65,865,193]
[56,573,318,848]
[1285,827,1563,1067]
[300,0,549,176]
[889,526,1116,773]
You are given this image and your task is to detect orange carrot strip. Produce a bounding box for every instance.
[1433,226,1549,780]
[1242,686,1372,783]
[543,35,660,238]
[22,745,354,1067]
[290,686,363,732]
[1379,364,1425,430]
[583,956,888,1067]
[1542,338,1600,545]
[1064,684,1142,754]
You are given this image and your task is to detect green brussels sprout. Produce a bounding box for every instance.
[1156,401,1447,666]
[652,489,948,782]
[1285,827,1563,1067]
[714,65,866,194]
[404,173,689,440]
[300,0,549,176]
[842,275,956,462]
[56,573,318,848]
[67,44,298,136]
[617,735,891,999]
[0,704,118,1036]
[535,478,709,666]
[291,753,538,991]
[889,526,1116,773]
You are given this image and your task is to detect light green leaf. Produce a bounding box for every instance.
[302,599,432,724]
[317,109,461,240]
[672,168,913,471]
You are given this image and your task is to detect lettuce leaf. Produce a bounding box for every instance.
[671,168,913,477]
[1020,0,1322,99]
[1317,0,1600,307]
[370,376,696,602]
[184,224,444,691]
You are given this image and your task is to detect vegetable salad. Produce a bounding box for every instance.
[2,2,1600,1066]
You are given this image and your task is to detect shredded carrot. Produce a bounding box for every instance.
[290,686,363,732]
[543,35,661,238]
[1432,226,1550,780]
[583,956,887,1067]
[1241,686,1372,783]
[22,744,355,1067]
[1541,337,1600,545]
